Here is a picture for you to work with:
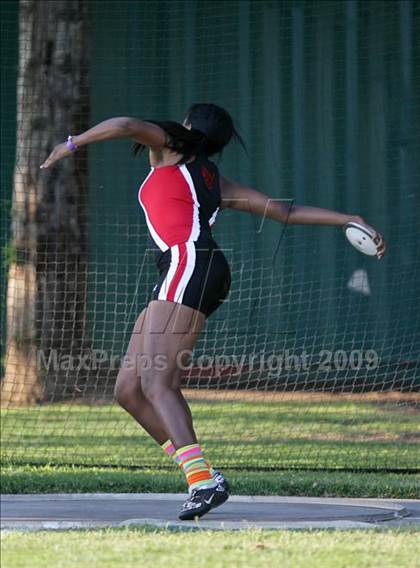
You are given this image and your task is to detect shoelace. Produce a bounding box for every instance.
[182,491,201,510]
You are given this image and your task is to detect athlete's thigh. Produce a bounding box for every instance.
[142,300,205,381]
[117,302,191,394]
[115,307,148,387]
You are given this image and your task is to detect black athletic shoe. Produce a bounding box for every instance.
[178,484,229,521]
[212,470,230,493]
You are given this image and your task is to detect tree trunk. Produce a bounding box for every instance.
[2,0,90,405]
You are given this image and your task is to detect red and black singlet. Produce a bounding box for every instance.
[138,157,220,252]
[138,156,231,317]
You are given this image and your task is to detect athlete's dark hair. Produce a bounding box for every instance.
[133,103,245,164]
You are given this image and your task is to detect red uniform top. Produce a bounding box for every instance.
[138,156,221,254]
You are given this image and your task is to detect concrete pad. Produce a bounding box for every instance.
[1,494,416,531]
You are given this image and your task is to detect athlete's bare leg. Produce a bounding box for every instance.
[114,309,167,443]
[114,303,202,446]
[139,300,205,448]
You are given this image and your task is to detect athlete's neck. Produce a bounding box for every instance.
[149,148,197,168]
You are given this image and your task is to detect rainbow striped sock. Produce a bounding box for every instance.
[162,440,216,476]
[176,443,217,492]
[161,439,181,466]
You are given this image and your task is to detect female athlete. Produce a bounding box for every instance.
[40,103,386,520]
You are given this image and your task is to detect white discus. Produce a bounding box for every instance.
[343,222,379,256]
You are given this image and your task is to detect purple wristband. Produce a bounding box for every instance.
[66,135,78,152]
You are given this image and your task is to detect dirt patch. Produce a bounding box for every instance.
[183,390,420,404]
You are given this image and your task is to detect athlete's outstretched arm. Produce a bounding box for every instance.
[220,176,386,258]
[40,117,166,169]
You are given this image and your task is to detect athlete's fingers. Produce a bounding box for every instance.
[376,234,386,259]
[369,229,386,260]
[40,149,59,169]
[40,156,52,169]
[377,245,386,258]
[40,143,71,169]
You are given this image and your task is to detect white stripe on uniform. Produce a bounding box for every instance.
[173,241,196,303]
[158,245,179,300]
[208,207,219,227]
[179,165,201,242]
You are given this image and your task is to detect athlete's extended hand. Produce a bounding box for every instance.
[40,143,73,169]
[352,216,387,260]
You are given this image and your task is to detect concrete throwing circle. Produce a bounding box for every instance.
[1,493,411,531]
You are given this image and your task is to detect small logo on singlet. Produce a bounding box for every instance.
[201,165,216,190]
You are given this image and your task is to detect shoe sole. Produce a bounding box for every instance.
[178,492,229,521]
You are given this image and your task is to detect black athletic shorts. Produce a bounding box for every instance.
[151,240,231,317]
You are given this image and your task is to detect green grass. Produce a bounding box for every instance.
[2,465,419,498]
[1,398,419,497]
[2,399,419,471]
[2,528,419,568]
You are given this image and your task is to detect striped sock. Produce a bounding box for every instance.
[161,439,181,466]
[176,443,217,492]
[205,460,217,477]
[161,440,216,476]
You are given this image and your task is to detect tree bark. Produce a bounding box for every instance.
[2,0,90,405]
